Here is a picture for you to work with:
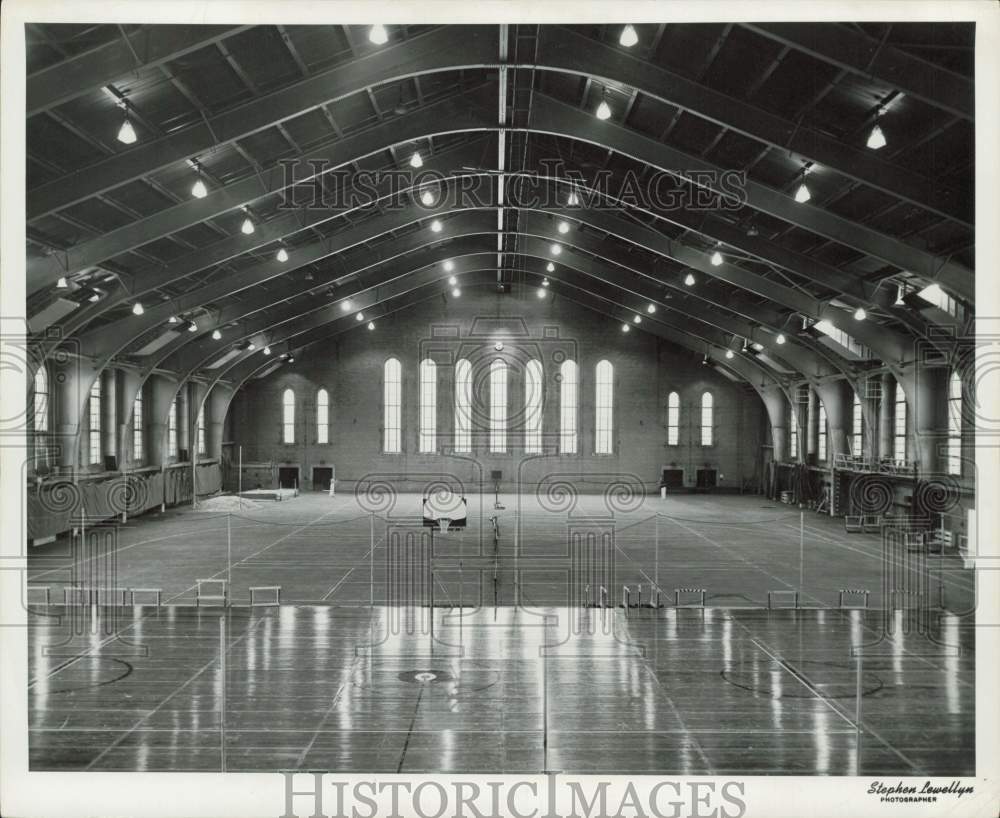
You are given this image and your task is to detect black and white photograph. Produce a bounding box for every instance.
[1,1,998,816]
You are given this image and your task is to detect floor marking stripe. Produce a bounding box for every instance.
[83,613,266,770]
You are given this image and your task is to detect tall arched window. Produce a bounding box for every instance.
[560,359,578,454]
[893,379,907,461]
[667,392,680,446]
[383,358,401,453]
[133,390,144,465]
[851,391,862,456]
[197,403,206,454]
[454,359,471,453]
[282,389,295,445]
[524,359,543,454]
[789,401,798,459]
[419,360,437,453]
[700,392,713,446]
[490,359,507,453]
[33,365,49,468]
[818,403,828,461]
[595,360,614,454]
[89,378,102,465]
[948,371,962,476]
[317,388,329,444]
[168,397,178,458]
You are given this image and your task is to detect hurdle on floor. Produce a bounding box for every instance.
[248,585,281,607]
[767,589,800,609]
[26,585,50,606]
[674,587,707,608]
[62,586,128,606]
[196,578,228,606]
[838,588,871,609]
[129,588,163,606]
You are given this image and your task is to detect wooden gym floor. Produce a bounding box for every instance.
[25,492,976,774]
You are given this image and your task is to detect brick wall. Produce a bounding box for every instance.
[228,289,767,494]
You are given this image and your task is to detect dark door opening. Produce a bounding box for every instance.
[312,467,333,492]
[278,466,300,490]
[695,469,718,490]
[661,469,684,490]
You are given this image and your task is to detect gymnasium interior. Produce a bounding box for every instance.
[21,20,977,776]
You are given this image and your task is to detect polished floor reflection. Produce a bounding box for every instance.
[28,605,974,774]
[26,493,976,612]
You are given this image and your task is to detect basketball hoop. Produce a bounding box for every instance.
[437,518,451,534]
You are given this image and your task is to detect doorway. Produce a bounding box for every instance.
[312,467,333,492]
[278,466,300,490]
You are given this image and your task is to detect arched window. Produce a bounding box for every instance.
[317,388,329,445]
[595,360,613,454]
[33,365,49,468]
[700,392,713,446]
[667,391,680,446]
[89,378,102,465]
[948,371,962,476]
[852,391,863,456]
[133,389,144,465]
[490,359,507,453]
[818,403,828,461]
[789,401,798,459]
[282,389,295,445]
[524,359,543,454]
[419,360,436,453]
[893,379,907,461]
[454,359,471,453]
[383,358,401,453]
[168,397,178,458]
[560,359,578,454]
[197,403,207,454]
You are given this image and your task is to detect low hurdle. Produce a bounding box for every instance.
[26,585,50,606]
[129,588,163,606]
[196,578,228,606]
[767,589,800,609]
[62,586,128,606]
[248,585,281,607]
[838,588,870,609]
[674,587,707,608]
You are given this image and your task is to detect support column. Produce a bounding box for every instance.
[207,383,232,461]
[913,366,949,477]
[807,388,819,460]
[758,387,788,463]
[147,375,178,469]
[817,380,852,460]
[878,373,894,460]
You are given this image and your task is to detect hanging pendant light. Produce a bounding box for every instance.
[595,94,612,121]
[117,101,137,145]
[619,25,639,47]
